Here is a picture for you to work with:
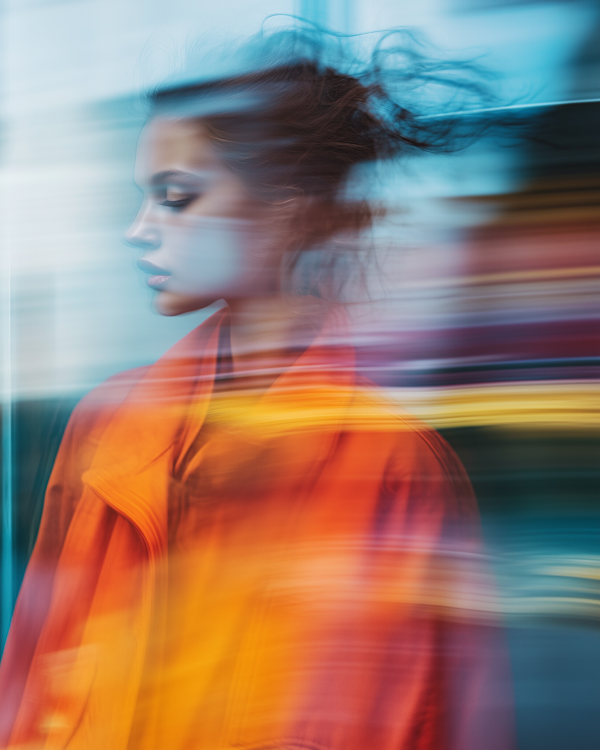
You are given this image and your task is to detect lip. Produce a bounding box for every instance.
[137,259,171,290]
[146,274,171,289]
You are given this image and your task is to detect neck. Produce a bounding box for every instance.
[223,294,330,384]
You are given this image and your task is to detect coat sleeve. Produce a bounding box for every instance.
[0,370,144,744]
[377,427,515,750]
[409,428,515,750]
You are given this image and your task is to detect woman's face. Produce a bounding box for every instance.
[126,117,282,316]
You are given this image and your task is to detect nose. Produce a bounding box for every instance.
[124,203,161,251]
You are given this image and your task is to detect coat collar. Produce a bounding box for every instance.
[82,305,356,556]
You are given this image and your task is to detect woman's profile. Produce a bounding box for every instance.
[0,26,513,750]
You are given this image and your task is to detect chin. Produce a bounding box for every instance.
[153,290,219,317]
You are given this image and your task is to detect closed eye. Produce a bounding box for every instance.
[159,195,197,209]
[154,187,199,210]
[147,170,211,211]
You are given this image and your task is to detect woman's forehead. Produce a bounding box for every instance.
[136,117,221,180]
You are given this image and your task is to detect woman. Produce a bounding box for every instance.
[0,27,512,750]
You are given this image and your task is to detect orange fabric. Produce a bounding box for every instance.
[0,308,513,749]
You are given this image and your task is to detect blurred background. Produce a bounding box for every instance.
[0,1,598,748]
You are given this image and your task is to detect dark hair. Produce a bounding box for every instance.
[149,26,493,298]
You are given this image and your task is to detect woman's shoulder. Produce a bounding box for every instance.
[64,366,150,444]
[79,365,150,407]
[346,383,477,519]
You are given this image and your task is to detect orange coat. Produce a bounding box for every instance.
[0,308,513,749]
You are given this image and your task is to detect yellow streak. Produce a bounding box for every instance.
[385,381,600,429]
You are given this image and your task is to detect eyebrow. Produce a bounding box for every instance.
[150,169,196,186]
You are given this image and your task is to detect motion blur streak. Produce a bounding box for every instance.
[0,2,599,750]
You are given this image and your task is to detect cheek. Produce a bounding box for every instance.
[161,218,260,295]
